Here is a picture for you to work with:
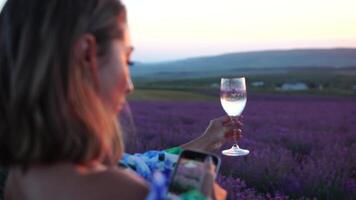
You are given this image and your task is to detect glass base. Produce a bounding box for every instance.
[222,144,249,156]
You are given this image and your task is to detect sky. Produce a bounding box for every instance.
[1,0,356,62]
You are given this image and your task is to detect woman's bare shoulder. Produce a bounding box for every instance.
[6,165,149,200]
[82,167,149,200]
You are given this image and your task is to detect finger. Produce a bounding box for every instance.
[236,129,242,139]
[201,172,214,198]
[223,122,242,132]
[223,117,243,127]
[214,115,230,122]
[223,120,233,126]
[222,116,232,125]
[224,128,242,139]
[225,130,234,139]
[228,115,242,123]
[224,117,244,128]
[232,120,244,128]
[222,123,235,135]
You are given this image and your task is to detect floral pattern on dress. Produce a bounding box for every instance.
[120,150,178,200]
[119,149,207,200]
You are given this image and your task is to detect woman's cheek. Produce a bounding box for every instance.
[112,70,127,109]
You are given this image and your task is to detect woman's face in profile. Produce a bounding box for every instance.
[97,20,134,113]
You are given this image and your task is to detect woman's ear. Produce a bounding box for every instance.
[74,34,100,91]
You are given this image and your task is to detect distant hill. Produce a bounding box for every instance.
[131,48,356,79]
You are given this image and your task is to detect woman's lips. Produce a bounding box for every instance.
[115,99,126,113]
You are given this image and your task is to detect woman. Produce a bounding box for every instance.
[0,0,242,199]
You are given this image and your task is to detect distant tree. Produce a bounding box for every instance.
[307,82,317,89]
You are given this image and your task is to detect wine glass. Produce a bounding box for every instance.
[220,77,249,156]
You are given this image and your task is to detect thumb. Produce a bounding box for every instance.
[200,156,216,199]
[200,171,214,199]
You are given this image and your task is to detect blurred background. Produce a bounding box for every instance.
[120,0,356,97]
[121,1,356,199]
[2,0,355,199]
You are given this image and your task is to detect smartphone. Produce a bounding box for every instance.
[167,149,221,199]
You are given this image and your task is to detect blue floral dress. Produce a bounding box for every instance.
[119,147,206,200]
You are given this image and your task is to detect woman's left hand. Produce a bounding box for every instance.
[181,115,244,152]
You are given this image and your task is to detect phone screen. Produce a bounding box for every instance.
[167,150,220,199]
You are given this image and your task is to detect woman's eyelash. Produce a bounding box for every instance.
[127,60,134,66]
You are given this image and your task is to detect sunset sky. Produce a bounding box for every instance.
[1,0,356,62]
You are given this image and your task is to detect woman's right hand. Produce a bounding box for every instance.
[181,115,244,153]
[204,115,244,151]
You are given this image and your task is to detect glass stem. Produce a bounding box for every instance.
[230,116,239,148]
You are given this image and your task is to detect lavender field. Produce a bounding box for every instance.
[126,94,356,200]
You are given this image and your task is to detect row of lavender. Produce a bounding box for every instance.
[125,94,356,200]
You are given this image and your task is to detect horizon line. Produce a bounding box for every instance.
[136,46,356,64]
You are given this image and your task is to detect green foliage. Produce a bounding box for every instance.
[128,89,215,101]
[132,68,356,97]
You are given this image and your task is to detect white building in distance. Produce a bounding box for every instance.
[252,81,265,87]
[280,83,309,91]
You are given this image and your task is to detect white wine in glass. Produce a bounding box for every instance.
[220,77,249,156]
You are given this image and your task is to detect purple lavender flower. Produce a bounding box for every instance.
[125,94,356,200]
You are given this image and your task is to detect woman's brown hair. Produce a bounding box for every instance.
[0,0,127,168]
